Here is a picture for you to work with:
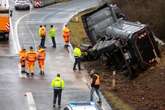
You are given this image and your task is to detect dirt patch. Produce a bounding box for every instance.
[83,47,165,110]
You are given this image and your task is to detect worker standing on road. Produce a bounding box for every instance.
[51,74,65,108]
[39,25,46,48]
[73,46,82,71]
[48,25,56,48]
[62,25,70,48]
[37,46,46,75]
[19,48,27,74]
[90,70,101,103]
[26,46,37,77]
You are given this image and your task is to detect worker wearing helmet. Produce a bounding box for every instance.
[62,25,70,48]
[37,46,46,75]
[51,74,65,108]
[73,45,82,71]
[19,48,27,74]
[48,25,57,48]
[90,70,101,103]
[26,46,37,77]
[39,25,46,48]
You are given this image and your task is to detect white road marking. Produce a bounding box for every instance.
[10,18,18,54]
[25,92,37,110]
[15,13,32,53]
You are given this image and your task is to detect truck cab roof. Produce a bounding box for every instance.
[82,4,147,44]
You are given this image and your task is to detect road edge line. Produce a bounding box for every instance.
[15,12,32,53]
[25,92,37,110]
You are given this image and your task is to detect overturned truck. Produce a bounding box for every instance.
[81,4,160,79]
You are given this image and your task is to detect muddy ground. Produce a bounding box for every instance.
[83,47,165,110]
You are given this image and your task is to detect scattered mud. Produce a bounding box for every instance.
[83,46,165,110]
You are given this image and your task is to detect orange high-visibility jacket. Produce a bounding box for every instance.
[26,51,37,62]
[63,26,70,36]
[19,50,26,61]
[37,49,46,60]
[93,74,100,85]
[39,26,46,37]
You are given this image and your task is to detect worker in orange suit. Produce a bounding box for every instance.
[39,25,46,48]
[19,48,27,74]
[37,46,46,75]
[26,46,37,77]
[62,25,70,48]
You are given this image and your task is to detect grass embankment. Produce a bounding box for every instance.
[68,9,134,110]
[67,9,95,47]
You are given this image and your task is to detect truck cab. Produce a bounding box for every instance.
[82,4,160,79]
[0,0,10,40]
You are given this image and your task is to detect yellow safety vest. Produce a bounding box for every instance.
[73,47,81,57]
[51,76,65,89]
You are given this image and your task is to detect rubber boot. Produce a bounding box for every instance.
[31,73,34,77]
[42,71,45,76]
[40,71,42,75]
[26,72,30,77]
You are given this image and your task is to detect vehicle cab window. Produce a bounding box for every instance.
[64,107,70,110]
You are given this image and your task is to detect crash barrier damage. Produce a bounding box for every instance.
[30,0,68,8]
[81,4,160,79]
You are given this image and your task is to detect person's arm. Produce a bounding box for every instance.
[38,29,41,37]
[48,30,51,37]
[61,80,65,89]
[91,75,97,87]
[51,80,55,88]
[54,28,57,37]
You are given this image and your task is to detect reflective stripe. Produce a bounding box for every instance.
[94,74,100,85]
[27,52,37,62]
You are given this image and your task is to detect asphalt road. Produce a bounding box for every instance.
[0,0,102,110]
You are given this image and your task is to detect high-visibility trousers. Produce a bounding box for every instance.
[63,35,70,44]
[27,61,35,73]
[20,59,26,67]
[38,60,45,72]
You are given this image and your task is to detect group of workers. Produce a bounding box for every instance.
[38,24,71,48]
[19,24,98,108]
[19,46,46,77]
[51,70,101,108]
[39,24,82,71]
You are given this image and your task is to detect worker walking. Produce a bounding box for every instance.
[37,46,46,75]
[19,48,27,74]
[48,25,56,48]
[51,74,65,108]
[62,25,70,48]
[39,25,46,48]
[26,46,37,77]
[90,71,101,103]
[73,46,82,71]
